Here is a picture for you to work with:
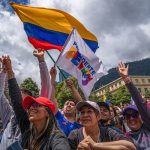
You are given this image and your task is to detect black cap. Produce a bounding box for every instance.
[97,102,110,111]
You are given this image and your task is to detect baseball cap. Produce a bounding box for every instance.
[76,100,100,113]
[97,102,110,111]
[22,96,55,113]
[122,105,138,116]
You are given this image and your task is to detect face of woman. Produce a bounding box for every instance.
[124,109,142,131]
[79,106,100,127]
[110,107,115,119]
[27,102,49,122]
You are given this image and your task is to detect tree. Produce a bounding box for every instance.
[145,90,150,100]
[20,77,40,97]
[56,77,86,108]
[110,86,131,105]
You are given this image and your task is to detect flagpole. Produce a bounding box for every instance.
[54,27,75,66]
[45,28,75,80]
[45,51,67,79]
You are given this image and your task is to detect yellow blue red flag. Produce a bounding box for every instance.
[10,3,98,52]
[103,95,110,106]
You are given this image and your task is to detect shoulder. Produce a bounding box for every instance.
[49,128,70,150]
[104,127,129,141]
[55,110,64,120]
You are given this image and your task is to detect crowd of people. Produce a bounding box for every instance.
[0,50,150,150]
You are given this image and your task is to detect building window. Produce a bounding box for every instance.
[135,79,139,83]
[145,88,148,92]
[138,88,141,92]
[115,84,117,88]
[142,79,145,83]
[148,79,150,83]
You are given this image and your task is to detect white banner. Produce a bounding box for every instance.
[56,29,107,98]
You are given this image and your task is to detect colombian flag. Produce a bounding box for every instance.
[10,3,98,52]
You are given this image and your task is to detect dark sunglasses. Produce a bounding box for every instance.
[124,112,139,119]
[27,102,43,110]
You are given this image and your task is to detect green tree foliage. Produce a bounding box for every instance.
[145,90,150,100]
[20,77,40,97]
[56,77,132,107]
[56,77,85,108]
[108,86,131,105]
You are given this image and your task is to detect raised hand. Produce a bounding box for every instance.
[1,55,14,79]
[65,79,74,89]
[117,62,129,79]
[33,49,44,62]
[2,56,12,72]
[50,67,57,79]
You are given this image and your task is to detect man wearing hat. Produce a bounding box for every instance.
[97,102,122,133]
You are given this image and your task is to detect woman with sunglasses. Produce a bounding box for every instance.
[118,62,150,149]
[4,56,70,150]
[68,100,136,150]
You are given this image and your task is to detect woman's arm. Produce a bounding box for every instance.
[4,56,29,134]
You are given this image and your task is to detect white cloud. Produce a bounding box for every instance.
[0,0,150,87]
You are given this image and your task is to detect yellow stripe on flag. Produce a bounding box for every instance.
[10,2,97,42]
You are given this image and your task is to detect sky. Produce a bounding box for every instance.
[0,0,150,85]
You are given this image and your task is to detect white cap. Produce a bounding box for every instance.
[76,100,100,113]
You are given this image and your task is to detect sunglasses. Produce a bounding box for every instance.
[124,112,139,119]
[27,102,43,110]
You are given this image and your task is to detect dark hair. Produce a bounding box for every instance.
[21,88,32,96]
[110,106,117,116]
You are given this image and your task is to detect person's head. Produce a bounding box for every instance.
[76,101,100,128]
[123,105,142,131]
[97,102,110,123]
[109,106,117,119]
[63,100,76,118]
[21,88,32,99]
[22,96,55,125]
[114,106,122,115]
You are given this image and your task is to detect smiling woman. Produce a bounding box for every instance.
[68,101,136,150]
[2,55,70,150]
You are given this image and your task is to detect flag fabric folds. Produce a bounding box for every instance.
[56,28,107,97]
[10,3,98,52]
[103,95,110,106]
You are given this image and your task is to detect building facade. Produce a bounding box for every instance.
[94,76,150,97]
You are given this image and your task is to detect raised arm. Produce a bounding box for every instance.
[0,57,12,129]
[50,67,58,115]
[3,56,29,134]
[117,62,150,129]
[65,79,83,104]
[33,50,51,98]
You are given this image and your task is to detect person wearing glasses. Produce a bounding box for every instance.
[68,100,136,150]
[3,56,70,150]
[117,63,150,149]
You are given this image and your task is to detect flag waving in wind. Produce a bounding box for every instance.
[56,28,107,98]
[10,3,98,53]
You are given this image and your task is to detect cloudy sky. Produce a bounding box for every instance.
[0,0,150,85]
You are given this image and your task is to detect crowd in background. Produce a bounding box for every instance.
[0,50,150,150]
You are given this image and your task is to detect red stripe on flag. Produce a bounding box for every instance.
[28,37,63,51]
